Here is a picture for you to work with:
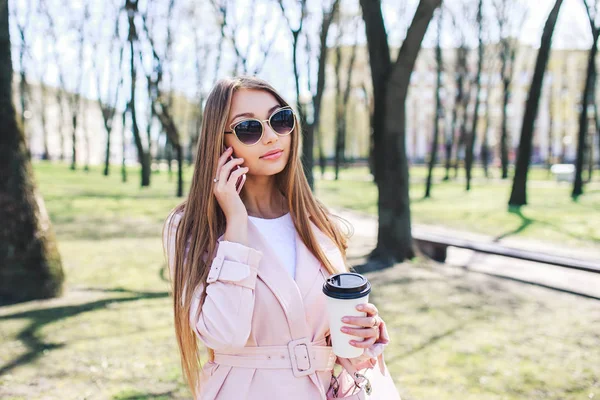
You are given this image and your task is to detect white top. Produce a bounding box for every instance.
[248,212,296,279]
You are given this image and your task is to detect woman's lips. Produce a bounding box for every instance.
[260,150,283,160]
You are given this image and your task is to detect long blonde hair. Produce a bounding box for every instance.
[162,76,351,398]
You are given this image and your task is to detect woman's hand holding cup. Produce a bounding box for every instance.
[341,303,382,349]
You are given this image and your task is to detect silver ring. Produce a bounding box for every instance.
[213,177,218,183]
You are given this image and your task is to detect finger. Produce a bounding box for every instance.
[350,336,377,349]
[356,303,379,317]
[227,167,248,188]
[214,146,233,178]
[341,316,377,328]
[218,157,245,185]
[341,326,379,338]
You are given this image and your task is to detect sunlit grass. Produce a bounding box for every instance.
[0,161,598,399]
[314,165,600,250]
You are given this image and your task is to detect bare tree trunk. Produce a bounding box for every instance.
[121,103,128,183]
[360,0,440,268]
[572,29,599,198]
[281,0,339,190]
[465,0,483,191]
[68,4,88,171]
[425,8,443,198]
[547,82,555,172]
[500,68,510,178]
[445,45,467,181]
[40,83,50,160]
[0,1,64,304]
[13,5,31,158]
[141,1,183,196]
[126,0,150,187]
[334,23,344,181]
[594,100,600,176]
[335,19,359,180]
[456,82,471,179]
[509,0,564,207]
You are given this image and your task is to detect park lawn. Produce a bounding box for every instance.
[315,165,600,251]
[0,161,598,399]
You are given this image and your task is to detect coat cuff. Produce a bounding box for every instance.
[206,241,262,289]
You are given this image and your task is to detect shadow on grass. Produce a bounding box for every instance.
[496,206,600,246]
[113,390,176,400]
[494,206,535,242]
[0,289,169,376]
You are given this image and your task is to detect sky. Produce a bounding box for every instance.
[9,0,595,116]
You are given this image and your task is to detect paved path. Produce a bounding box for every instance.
[330,207,600,300]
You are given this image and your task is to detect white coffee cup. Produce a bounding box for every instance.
[323,272,372,358]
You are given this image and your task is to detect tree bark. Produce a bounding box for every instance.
[572,29,599,198]
[425,8,443,198]
[465,0,483,191]
[126,0,150,187]
[509,0,564,206]
[360,0,440,268]
[0,1,64,304]
[445,45,467,181]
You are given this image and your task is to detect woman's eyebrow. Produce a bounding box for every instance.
[231,104,282,121]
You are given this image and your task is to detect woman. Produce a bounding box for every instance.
[163,76,396,399]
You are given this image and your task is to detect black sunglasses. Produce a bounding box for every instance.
[224,106,296,146]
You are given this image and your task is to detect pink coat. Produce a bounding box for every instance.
[164,213,396,400]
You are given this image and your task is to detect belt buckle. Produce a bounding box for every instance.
[287,337,314,377]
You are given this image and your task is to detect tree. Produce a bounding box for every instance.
[94,5,124,177]
[444,5,471,181]
[334,14,360,180]
[572,0,600,199]
[40,0,67,161]
[125,0,151,187]
[141,0,184,197]
[360,0,441,268]
[0,0,64,304]
[494,0,527,179]
[464,0,483,191]
[425,7,443,198]
[279,0,340,190]
[66,2,89,171]
[509,0,564,207]
[11,0,32,155]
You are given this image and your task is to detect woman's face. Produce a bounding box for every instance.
[223,89,292,177]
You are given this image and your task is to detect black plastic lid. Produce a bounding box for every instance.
[322,273,371,300]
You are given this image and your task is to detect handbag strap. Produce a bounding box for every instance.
[337,357,370,387]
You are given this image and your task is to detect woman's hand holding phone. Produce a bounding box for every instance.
[214,146,248,224]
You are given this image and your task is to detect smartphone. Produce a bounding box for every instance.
[224,147,246,193]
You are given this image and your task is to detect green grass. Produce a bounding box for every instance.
[315,165,600,251]
[0,161,598,399]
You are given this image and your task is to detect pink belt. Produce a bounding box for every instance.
[213,337,336,378]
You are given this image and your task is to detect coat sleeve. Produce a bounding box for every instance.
[190,240,262,351]
[163,212,263,351]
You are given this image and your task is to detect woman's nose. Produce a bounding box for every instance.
[262,122,279,144]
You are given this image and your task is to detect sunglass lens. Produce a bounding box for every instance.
[234,120,262,145]
[270,109,295,135]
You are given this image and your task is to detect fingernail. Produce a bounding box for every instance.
[342,317,349,323]
[341,327,348,332]
[357,305,364,310]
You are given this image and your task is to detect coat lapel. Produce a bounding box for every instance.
[245,217,336,400]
